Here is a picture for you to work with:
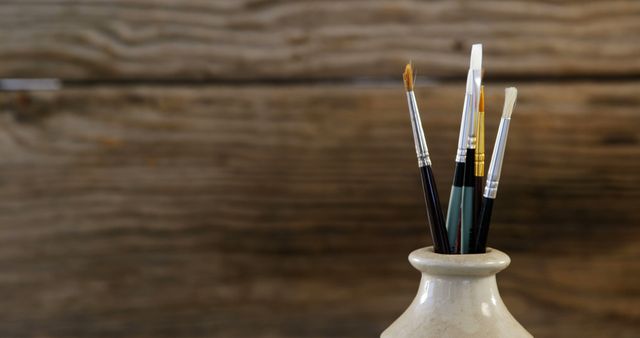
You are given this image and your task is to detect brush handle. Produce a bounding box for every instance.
[445,162,465,252]
[460,149,476,254]
[419,165,451,254]
[471,197,494,253]
[445,186,462,253]
[460,186,474,254]
[471,177,483,250]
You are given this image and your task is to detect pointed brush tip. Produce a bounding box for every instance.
[479,86,485,112]
[403,63,414,91]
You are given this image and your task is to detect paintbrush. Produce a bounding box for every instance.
[446,44,482,254]
[446,45,482,252]
[471,87,518,253]
[403,64,451,254]
[471,86,485,250]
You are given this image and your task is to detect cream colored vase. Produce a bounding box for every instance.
[382,247,532,338]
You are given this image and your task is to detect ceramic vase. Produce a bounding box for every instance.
[381,247,532,338]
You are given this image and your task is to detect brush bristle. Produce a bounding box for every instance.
[502,87,517,119]
[479,86,485,112]
[470,44,482,70]
[403,63,414,91]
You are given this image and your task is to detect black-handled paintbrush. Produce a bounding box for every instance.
[460,44,482,254]
[403,64,451,254]
[471,87,518,253]
[471,86,485,250]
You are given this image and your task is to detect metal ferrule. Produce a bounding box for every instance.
[455,94,472,162]
[475,153,485,176]
[465,104,476,150]
[466,69,482,149]
[406,91,431,167]
[455,71,475,162]
[475,109,485,176]
[483,118,511,199]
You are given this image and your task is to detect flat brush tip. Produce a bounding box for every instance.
[502,87,518,119]
[403,63,414,91]
[470,44,482,70]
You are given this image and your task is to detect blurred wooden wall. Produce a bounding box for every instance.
[0,1,639,337]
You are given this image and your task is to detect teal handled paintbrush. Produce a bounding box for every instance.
[471,87,518,253]
[445,44,482,253]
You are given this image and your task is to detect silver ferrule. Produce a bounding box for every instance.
[455,94,472,162]
[455,71,475,162]
[406,91,431,167]
[483,118,511,199]
[466,69,482,149]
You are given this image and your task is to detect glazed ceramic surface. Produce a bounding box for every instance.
[381,247,532,338]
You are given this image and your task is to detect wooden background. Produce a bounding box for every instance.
[0,1,639,337]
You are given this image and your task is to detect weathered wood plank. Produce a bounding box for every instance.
[1,1,640,80]
[0,82,638,337]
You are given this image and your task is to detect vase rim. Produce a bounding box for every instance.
[408,246,511,276]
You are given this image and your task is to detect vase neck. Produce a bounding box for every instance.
[407,247,511,317]
[415,272,501,307]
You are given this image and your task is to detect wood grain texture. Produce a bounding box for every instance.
[1,1,640,80]
[0,83,638,337]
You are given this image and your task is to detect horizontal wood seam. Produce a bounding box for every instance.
[51,73,640,88]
